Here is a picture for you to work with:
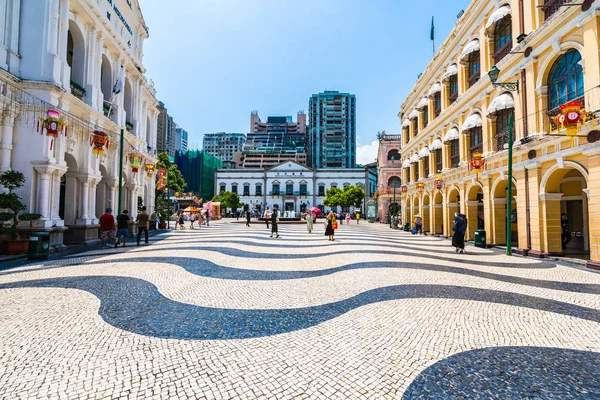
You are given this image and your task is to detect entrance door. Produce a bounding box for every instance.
[566,200,586,251]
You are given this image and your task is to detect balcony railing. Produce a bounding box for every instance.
[70,80,86,101]
[269,191,311,196]
[493,42,512,64]
[543,0,572,21]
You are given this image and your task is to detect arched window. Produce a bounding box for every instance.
[448,75,458,104]
[387,149,400,161]
[388,176,401,189]
[493,15,512,63]
[434,92,442,117]
[548,49,584,110]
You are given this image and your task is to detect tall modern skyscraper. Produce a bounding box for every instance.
[308,91,356,168]
[156,101,176,156]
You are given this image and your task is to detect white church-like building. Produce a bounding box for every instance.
[1,0,159,247]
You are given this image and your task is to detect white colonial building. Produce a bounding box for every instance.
[0,0,159,247]
[215,162,370,215]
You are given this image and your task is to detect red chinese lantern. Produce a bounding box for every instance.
[38,109,67,150]
[90,130,109,156]
[469,152,485,178]
[130,153,143,173]
[434,173,444,191]
[416,182,424,192]
[145,163,156,178]
[156,168,166,190]
[553,101,585,137]
[401,185,408,193]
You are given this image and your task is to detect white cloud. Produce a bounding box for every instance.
[356,140,379,165]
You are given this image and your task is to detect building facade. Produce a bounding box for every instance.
[376,134,403,222]
[1,0,159,246]
[175,127,188,152]
[174,150,222,202]
[308,91,357,168]
[235,112,308,168]
[215,162,370,215]
[203,132,246,165]
[393,0,600,267]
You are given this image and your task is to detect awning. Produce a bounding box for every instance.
[408,109,419,120]
[487,93,515,115]
[443,127,460,142]
[461,113,483,131]
[402,118,410,128]
[418,97,430,109]
[402,159,411,169]
[418,147,430,158]
[486,5,511,32]
[442,64,458,81]
[410,154,420,163]
[429,138,443,150]
[428,82,441,97]
[460,39,480,61]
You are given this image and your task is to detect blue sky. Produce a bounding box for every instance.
[142,0,472,163]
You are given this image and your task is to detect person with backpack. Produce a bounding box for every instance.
[452,213,468,253]
[115,209,130,248]
[136,206,150,245]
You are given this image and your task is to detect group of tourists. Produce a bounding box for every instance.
[98,206,151,249]
[172,209,210,230]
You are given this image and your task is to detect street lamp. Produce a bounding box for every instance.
[488,66,519,255]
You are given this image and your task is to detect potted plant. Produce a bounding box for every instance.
[0,170,42,255]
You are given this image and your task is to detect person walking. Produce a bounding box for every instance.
[178,210,185,230]
[356,212,360,224]
[245,209,251,227]
[561,213,571,249]
[205,209,210,226]
[306,211,314,234]
[346,212,351,225]
[325,211,336,241]
[189,212,196,229]
[99,208,116,249]
[172,211,180,230]
[415,214,423,235]
[264,207,271,229]
[115,209,130,247]
[270,209,279,238]
[136,206,150,245]
[452,213,468,253]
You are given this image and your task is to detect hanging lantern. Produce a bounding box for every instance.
[552,101,591,137]
[469,152,485,178]
[156,168,167,190]
[434,173,444,191]
[90,130,109,156]
[145,163,156,178]
[401,185,408,194]
[130,153,143,173]
[38,109,67,150]
[416,182,424,192]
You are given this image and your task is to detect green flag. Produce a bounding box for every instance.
[430,16,435,41]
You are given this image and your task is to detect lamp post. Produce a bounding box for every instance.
[488,66,519,255]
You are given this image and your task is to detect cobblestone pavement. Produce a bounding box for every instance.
[1,220,600,399]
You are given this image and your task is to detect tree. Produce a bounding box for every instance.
[342,185,365,208]
[323,187,343,209]
[0,170,41,239]
[155,152,187,194]
[211,191,242,210]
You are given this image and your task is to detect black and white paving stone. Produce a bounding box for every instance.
[1,220,600,399]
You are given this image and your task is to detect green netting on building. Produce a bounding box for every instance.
[175,150,223,201]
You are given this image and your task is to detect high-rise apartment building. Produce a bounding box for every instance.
[308,91,356,168]
[175,127,188,152]
[203,133,246,166]
[235,112,308,168]
[156,102,176,156]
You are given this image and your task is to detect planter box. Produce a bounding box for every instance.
[2,239,29,255]
[158,221,167,229]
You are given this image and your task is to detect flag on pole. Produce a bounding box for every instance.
[113,66,125,95]
[430,16,435,56]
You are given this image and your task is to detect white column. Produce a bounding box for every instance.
[107,181,116,209]
[85,26,98,109]
[57,0,71,88]
[79,179,89,221]
[34,167,51,220]
[50,169,67,225]
[0,117,15,172]
[89,179,98,221]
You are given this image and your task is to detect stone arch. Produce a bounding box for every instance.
[100,54,113,102]
[466,180,484,201]
[536,42,585,89]
[67,20,86,94]
[124,78,134,130]
[422,192,431,233]
[387,149,400,161]
[540,161,589,194]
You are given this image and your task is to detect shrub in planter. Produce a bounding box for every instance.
[0,170,41,254]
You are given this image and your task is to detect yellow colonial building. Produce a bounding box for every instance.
[393,0,600,267]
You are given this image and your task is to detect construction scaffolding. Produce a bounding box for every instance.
[175,150,223,201]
